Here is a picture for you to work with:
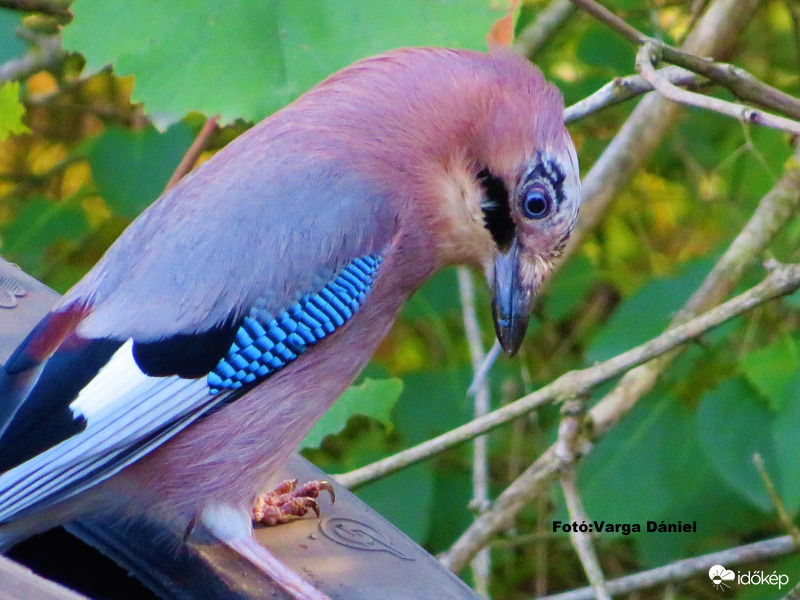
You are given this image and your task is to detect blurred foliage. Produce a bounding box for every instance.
[0,82,29,139]
[1,0,800,598]
[62,0,502,127]
[299,377,403,450]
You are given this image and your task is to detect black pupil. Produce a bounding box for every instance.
[525,191,549,219]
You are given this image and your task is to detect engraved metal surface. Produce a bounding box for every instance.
[319,517,415,560]
[0,273,27,308]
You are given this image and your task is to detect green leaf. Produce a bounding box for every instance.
[544,254,597,321]
[697,376,800,513]
[577,393,692,529]
[393,368,473,447]
[402,268,463,321]
[0,82,29,140]
[786,287,800,309]
[574,389,766,565]
[425,467,473,551]
[0,196,88,274]
[770,369,800,511]
[84,123,194,218]
[353,368,478,545]
[63,0,504,126]
[741,334,799,410]
[300,377,403,450]
[586,260,712,363]
[576,26,635,74]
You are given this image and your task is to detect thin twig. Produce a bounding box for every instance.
[560,0,763,265]
[457,266,492,597]
[655,43,800,121]
[441,438,563,572]
[753,453,800,545]
[567,0,646,44]
[336,262,800,490]
[683,150,800,317]
[467,340,501,397]
[490,530,552,549]
[556,409,611,600]
[539,535,798,600]
[782,580,800,600]
[636,42,800,135]
[514,0,577,60]
[163,115,219,192]
[0,35,64,85]
[682,0,711,44]
[569,0,800,122]
[564,67,705,123]
[560,468,611,600]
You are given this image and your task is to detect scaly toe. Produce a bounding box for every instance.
[252,479,335,526]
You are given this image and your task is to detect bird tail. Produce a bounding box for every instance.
[0,490,100,553]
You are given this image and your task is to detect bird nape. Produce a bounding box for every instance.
[0,47,580,599]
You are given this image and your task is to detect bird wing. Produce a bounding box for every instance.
[0,252,385,522]
[0,140,394,522]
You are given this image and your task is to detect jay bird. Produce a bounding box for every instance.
[0,47,580,598]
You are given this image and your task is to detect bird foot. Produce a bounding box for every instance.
[252,479,335,526]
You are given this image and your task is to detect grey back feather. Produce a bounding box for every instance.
[68,133,397,341]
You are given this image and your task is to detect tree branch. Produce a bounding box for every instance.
[567,0,646,44]
[466,340,501,397]
[540,535,798,600]
[560,469,610,600]
[592,147,800,439]
[655,42,800,121]
[560,0,763,264]
[0,34,64,85]
[564,67,706,123]
[514,0,577,60]
[557,410,611,600]
[336,261,800,490]
[636,42,800,135]
[163,115,219,192]
[457,266,492,597]
[567,0,800,122]
[564,54,800,125]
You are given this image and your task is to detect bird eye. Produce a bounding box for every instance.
[522,188,551,220]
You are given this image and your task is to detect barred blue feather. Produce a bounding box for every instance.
[207,254,382,393]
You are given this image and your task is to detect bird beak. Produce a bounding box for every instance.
[491,239,535,356]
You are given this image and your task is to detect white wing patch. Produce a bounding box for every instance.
[70,339,150,420]
[0,340,229,522]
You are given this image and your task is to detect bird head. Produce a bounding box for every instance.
[298,48,581,355]
[480,143,581,355]
[466,54,582,355]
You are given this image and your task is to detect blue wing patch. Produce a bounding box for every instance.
[207,254,382,392]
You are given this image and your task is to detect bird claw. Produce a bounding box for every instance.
[252,479,335,526]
